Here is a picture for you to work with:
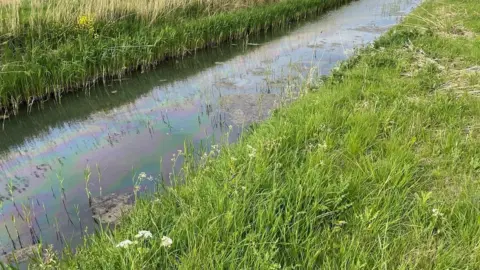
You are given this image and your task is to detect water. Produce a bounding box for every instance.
[0,0,420,264]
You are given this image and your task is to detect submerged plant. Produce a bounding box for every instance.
[84,165,92,206]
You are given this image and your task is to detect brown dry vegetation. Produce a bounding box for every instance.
[0,0,283,33]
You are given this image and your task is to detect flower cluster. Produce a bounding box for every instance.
[135,230,153,239]
[210,144,220,155]
[77,14,94,28]
[137,172,154,181]
[77,14,96,37]
[247,145,257,158]
[115,231,173,249]
[432,208,444,218]
[160,236,173,247]
[116,239,137,248]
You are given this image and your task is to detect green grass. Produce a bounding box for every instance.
[0,0,351,115]
[21,0,480,268]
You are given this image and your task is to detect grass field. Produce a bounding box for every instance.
[0,0,350,115]
[4,0,480,268]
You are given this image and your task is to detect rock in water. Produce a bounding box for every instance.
[2,245,39,263]
[90,193,134,224]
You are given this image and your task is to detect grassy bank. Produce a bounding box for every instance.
[20,0,480,268]
[0,0,350,115]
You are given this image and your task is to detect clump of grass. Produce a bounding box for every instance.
[0,0,351,115]
[25,0,480,269]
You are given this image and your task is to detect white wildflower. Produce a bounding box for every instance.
[432,208,444,218]
[147,175,154,181]
[229,125,233,130]
[247,145,257,158]
[160,236,173,248]
[138,172,147,179]
[115,240,136,248]
[135,230,153,239]
[318,141,327,149]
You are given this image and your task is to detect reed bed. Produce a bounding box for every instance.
[0,0,349,115]
[1,0,281,33]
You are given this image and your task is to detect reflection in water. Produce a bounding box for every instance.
[0,0,419,264]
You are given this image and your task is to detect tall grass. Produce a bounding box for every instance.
[0,0,351,115]
[21,0,480,268]
[1,0,280,31]
[0,0,283,36]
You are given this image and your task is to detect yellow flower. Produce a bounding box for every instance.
[77,15,92,27]
[77,14,95,35]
